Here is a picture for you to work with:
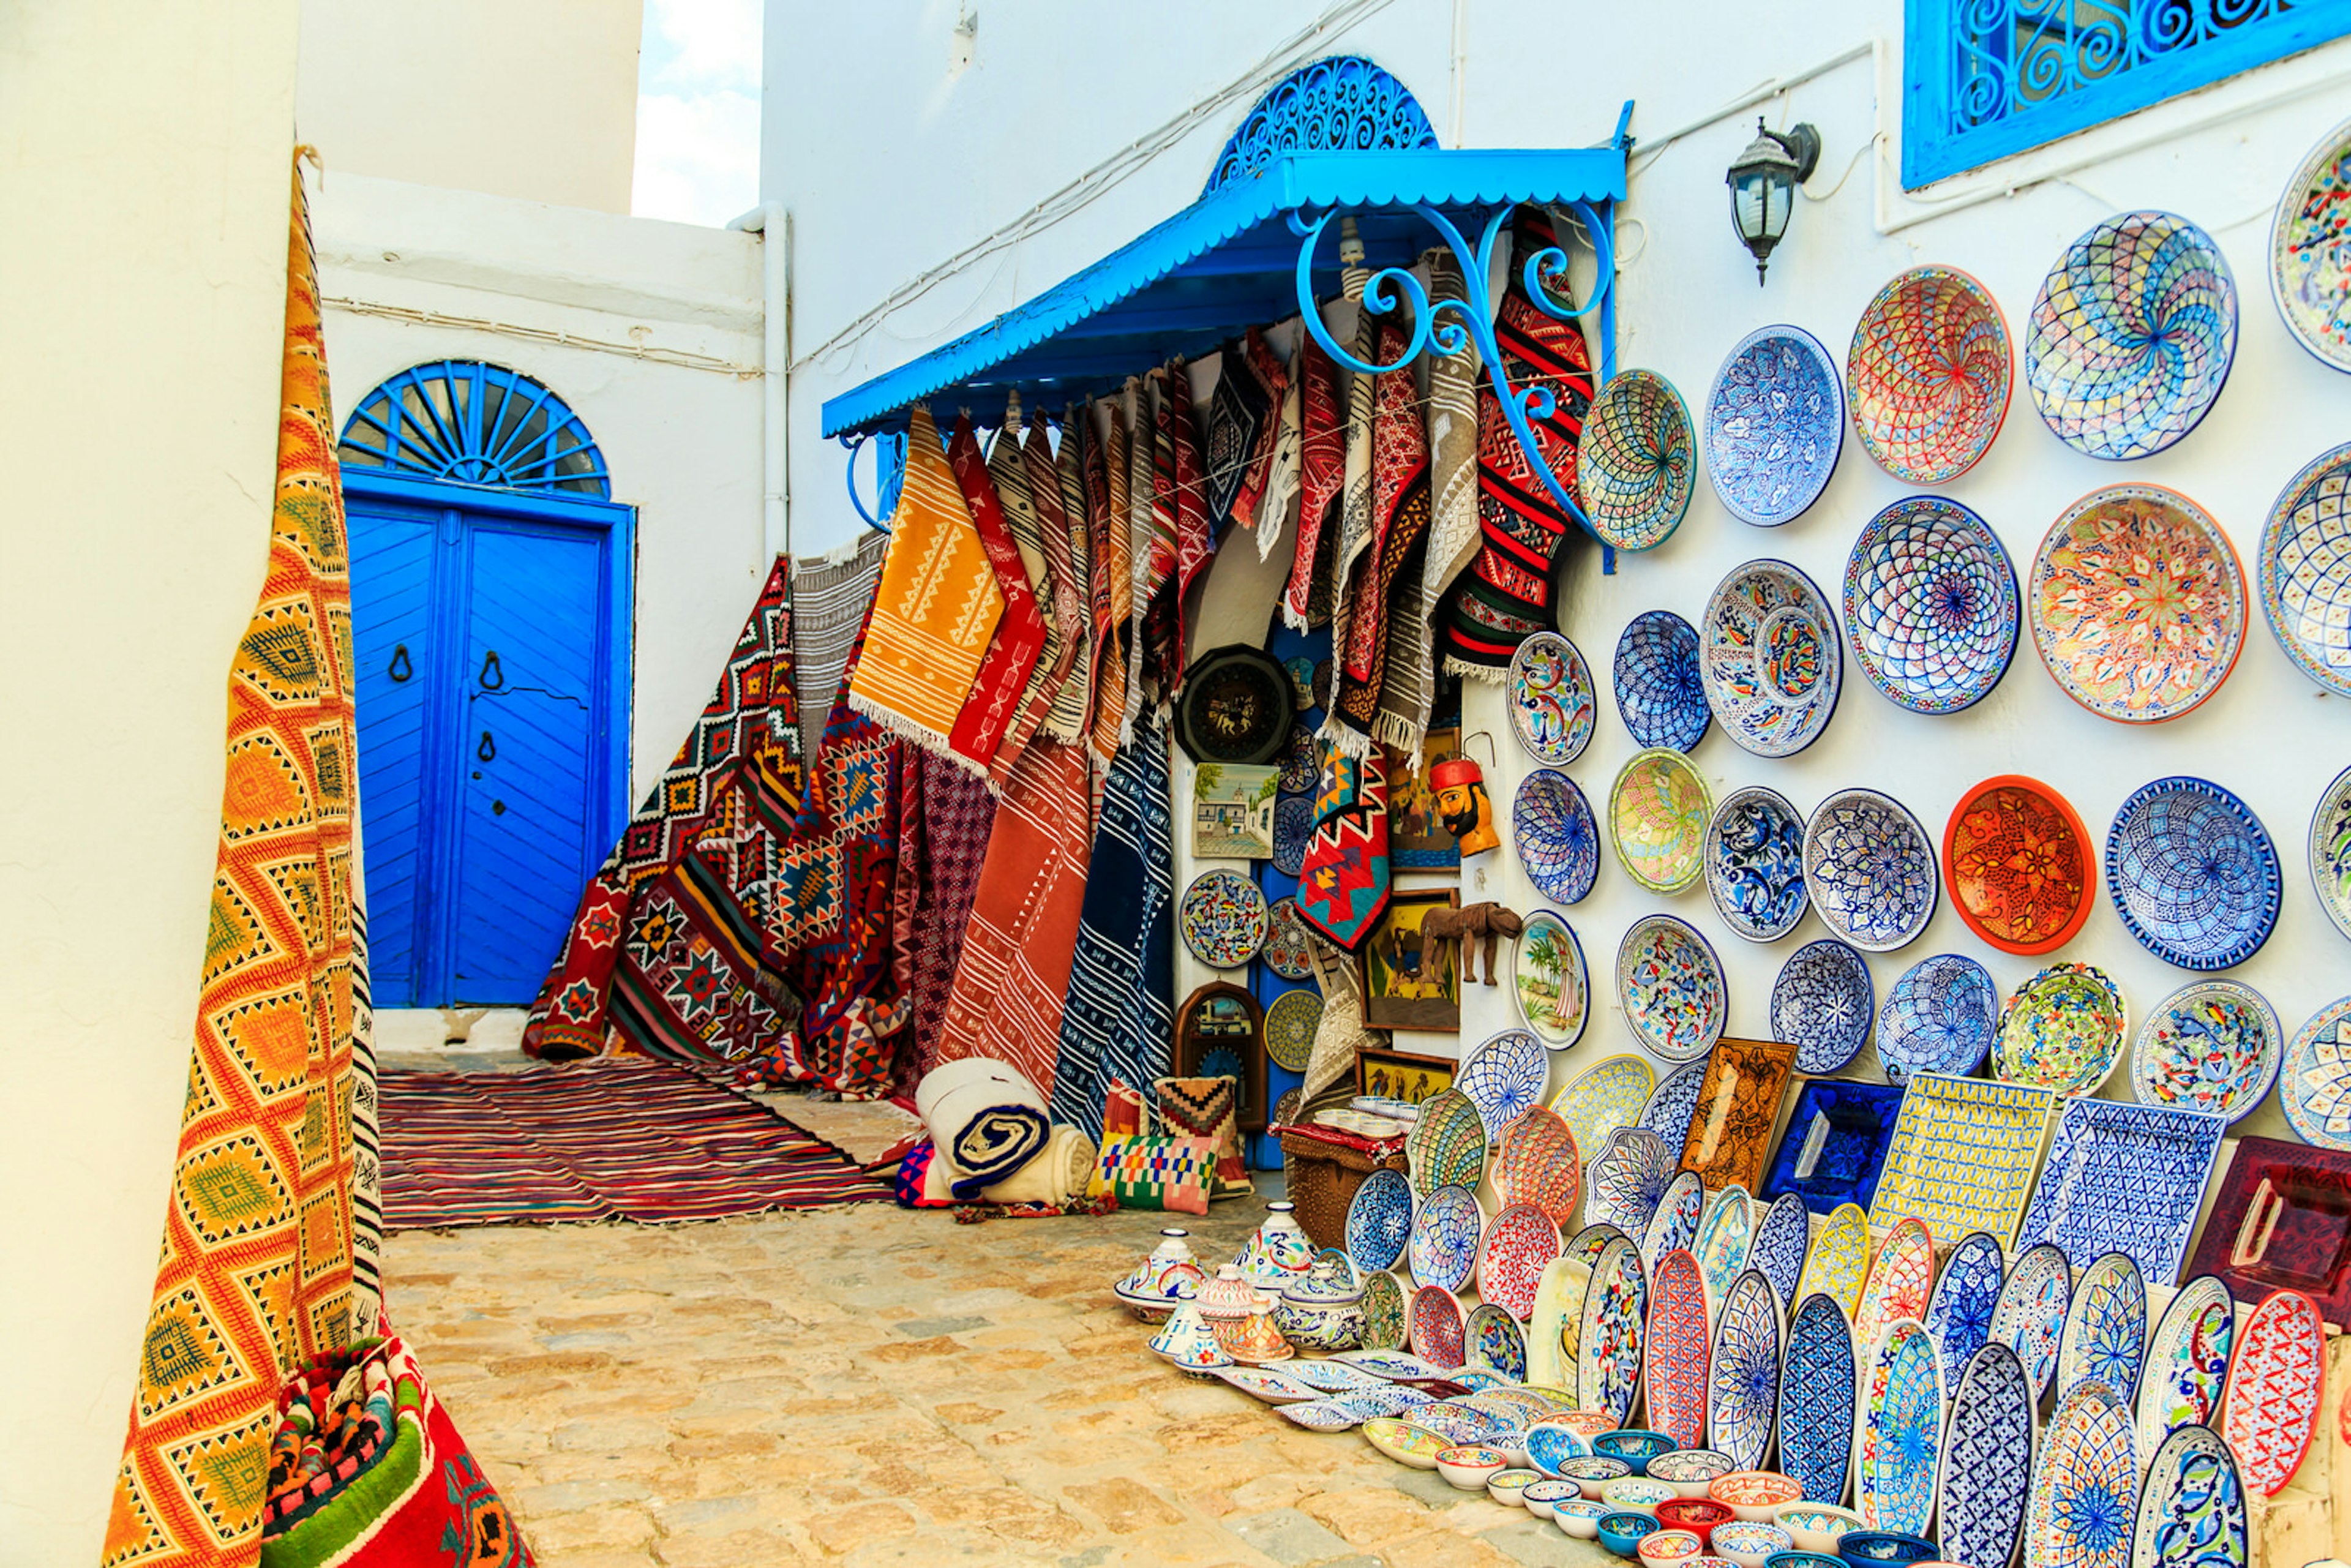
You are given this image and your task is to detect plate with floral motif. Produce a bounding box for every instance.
[1875,953,1998,1084]
[1615,915,1728,1062]
[1261,896,1316,980]
[1610,747,1713,894]
[1409,1184,1483,1294]
[1704,784,1809,943]
[1512,910,1589,1049]
[1281,1355,1392,1394]
[1705,323,1844,527]
[1477,1203,1562,1322]
[1358,1270,1409,1352]
[1460,1028,1550,1139]
[1586,1127,1675,1238]
[1641,1172,1708,1278]
[2129,980,2281,1125]
[2131,1424,2249,1568]
[2310,763,2351,941]
[1495,1106,1582,1226]
[1848,266,2014,483]
[1707,1267,1782,1471]
[2134,1274,2233,1465]
[1550,1054,1655,1172]
[1346,1168,1414,1274]
[1992,1242,2073,1404]
[1639,1057,1708,1155]
[1577,1235,1648,1427]
[2282,994,2351,1150]
[1943,775,2096,956]
[1692,1185,1754,1316]
[1923,1231,2006,1392]
[1466,1302,1529,1381]
[1700,558,1844,757]
[1853,1218,1936,1356]
[1409,1285,1469,1370]
[1803,789,1937,953]
[2272,116,2351,373]
[2262,441,2351,699]
[2023,1383,2138,1568]
[1769,937,1874,1074]
[1179,868,1270,968]
[1796,1203,1871,1322]
[1995,962,2126,1095]
[1852,1318,1941,1536]
[1508,631,1598,767]
[1514,768,1602,906]
[2057,1251,2147,1406]
[1213,1365,1322,1403]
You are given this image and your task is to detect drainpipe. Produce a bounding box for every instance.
[727,201,790,563]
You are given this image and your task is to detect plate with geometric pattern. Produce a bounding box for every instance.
[1698,558,1845,758]
[1408,1183,1483,1295]
[2135,1274,2235,1466]
[2221,1288,2326,1496]
[1991,1242,2074,1405]
[1513,768,1602,906]
[2105,777,2281,970]
[1645,1248,1712,1450]
[2281,994,2351,1151]
[1769,937,1875,1075]
[1875,953,1998,1084]
[1843,493,2020,715]
[1779,1290,1858,1505]
[1749,1192,1812,1315]
[1852,1318,1941,1537]
[1938,1342,2036,1568]
[1614,610,1712,752]
[1707,1267,1782,1472]
[2262,441,2351,699]
[2310,762,2351,941]
[2055,1251,2147,1406]
[1847,265,2013,484]
[1923,1231,2007,1392]
[1796,1203,1872,1322]
[1264,987,1322,1073]
[1639,1057,1709,1156]
[2023,1384,2139,1568]
[1578,367,1697,550]
[1803,788,1938,953]
[1549,1054,1655,1179]
[2014,1096,2227,1285]
[1854,1217,1937,1357]
[1586,1127,1676,1239]
[1459,1028,1551,1139]
[1693,1185,1755,1321]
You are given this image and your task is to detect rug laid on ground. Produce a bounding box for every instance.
[380,1059,893,1226]
[105,163,364,1568]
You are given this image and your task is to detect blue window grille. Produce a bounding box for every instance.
[1903,0,2351,188]
[1204,56,1438,195]
[338,359,611,498]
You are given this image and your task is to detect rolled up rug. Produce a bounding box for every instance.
[914,1057,1051,1198]
[978,1125,1097,1206]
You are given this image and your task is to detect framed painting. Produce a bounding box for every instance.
[1676,1036,1798,1192]
[1362,887,1461,1030]
[1190,761,1278,860]
[1357,1046,1458,1106]
[1385,727,1462,868]
[1175,981,1267,1132]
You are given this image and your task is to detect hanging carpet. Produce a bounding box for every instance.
[900,745,998,1082]
[1332,320,1432,751]
[790,530,888,765]
[1382,248,1483,754]
[1084,398,1131,762]
[1283,329,1346,629]
[1295,748,1391,952]
[943,413,1043,775]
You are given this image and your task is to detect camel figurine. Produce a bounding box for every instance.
[1419,901,1524,986]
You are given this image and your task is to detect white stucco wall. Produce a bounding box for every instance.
[0,2,304,1558]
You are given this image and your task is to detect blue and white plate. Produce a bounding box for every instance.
[1699,558,1844,757]
[2014,1097,2227,1285]
[2282,994,2351,1150]
[2135,1275,2235,1465]
[1990,1242,2073,1403]
[1281,1356,1392,1393]
[1938,1343,2036,1568]
[1770,937,1875,1074]
[1843,494,2020,715]
[2314,763,2351,941]
[2132,1424,2249,1568]
[1875,953,1998,1084]
[1706,323,1845,527]
[1708,1268,1783,1472]
[1408,1183,1483,1294]
[2265,445,2351,700]
[1459,1028,1550,1140]
[1346,1168,1414,1274]
[1704,784,1809,943]
[2056,1250,2147,1406]
[1641,1172,1708,1277]
[1922,1231,2006,1392]
[1272,794,1312,877]
[1638,1057,1708,1156]
[1586,1127,1675,1238]
[1749,1192,1812,1313]
[1513,768,1601,906]
[1803,788,1939,953]
[1779,1291,1858,1504]
[1614,609,1711,752]
[2105,777,2282,970]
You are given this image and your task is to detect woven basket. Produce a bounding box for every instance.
[1278,1130,1409,1251]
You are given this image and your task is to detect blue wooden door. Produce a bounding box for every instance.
[347,472,632,1007]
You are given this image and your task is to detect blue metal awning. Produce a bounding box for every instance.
[819,144,1629,440]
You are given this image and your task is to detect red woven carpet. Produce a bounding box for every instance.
[381,1059,893,1227]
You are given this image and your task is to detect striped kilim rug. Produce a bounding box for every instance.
[381,1059,892,1227]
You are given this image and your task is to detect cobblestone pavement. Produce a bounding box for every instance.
[383,1138,1616,1567]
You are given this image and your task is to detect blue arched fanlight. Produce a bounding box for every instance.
[1205,56,1440,194]
[339,360,610,498]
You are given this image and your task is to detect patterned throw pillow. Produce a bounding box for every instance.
[1103,1078,1147,1139]
[1153,1075,1251,1198]
[1092,1134,1214,1215]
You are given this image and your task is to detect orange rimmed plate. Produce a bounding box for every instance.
[1942,775,2094,955]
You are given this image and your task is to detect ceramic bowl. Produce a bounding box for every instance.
[1598,1510,1662,1558]
[1760,1555,1847,1568]
[1362,1416,1448,1469]
[1272,1292,1363,1352]
[1709,1520,1794,1568]
[1647,1448,1736,1498]
[1655,1498,1734,1546]
[1436,1444,1510,1490]
[1602,1477,1681,1513]
[1554,1497,1611,1539]
[1832,1531,1938,1564]
[1559,1454,1635,1498]
[1524,1420,1594,1477]
[1708,1471,1804,1523]
[1593,1429,1676,1475]
[1637,1528,1706,1562]
[1487,1468,1542,1507]
[1770,1503,1864,1555]
[1522,1478,1581,1520]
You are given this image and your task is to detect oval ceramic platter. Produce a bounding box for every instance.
[1345,1168,1414,1274]
[2029,485,2247,724]
[2309,762,2351,942]
[1524,1251,1591,1390]
[1615,609,1711,751]
[1459,1028,1549,1139]
[1843,494,2020,715]
[2025,210,2237,461]
[1212,1364,1322,1403]
[1646,1248,1712,1450]
[1586,1127,1674,1238]
[1179,867,1270,967]
[1769,937,1874,1075]
[2056,1251,2148,1406]
[1692,1185,1755,1318]
[1358,1269,1408,1352]
[2105,777,2281,970]
[1875,952,1997,1084]
[2131,980,2282,1125]
[1706,323,1845,527]
[1577,1234,1648,1427]
[1795,1203,1871,1322]
[2262,441,2351,699]
[1507,630,1597,767]
[1992,1241,2074,1405]
[1848,265,2014,483]
[1852,1318,1941,1537]
[1405,1089,1488,1196]
[1512,910,1589,1051]
[1615,914,1729,1062]
[1939,1342,2036,1568]
[1707,1267,1783,1472]
[1638,1057,1708,1153]
[1363,1414,1451,1465]
[1640,1172,1708,1280]
[1610,747,1713,894]
[1704,784,1809,943]
[2282,994,2351,1150]
[1803,788,1938,953]
[2220,1288,2325,1497]
[1853,1218,1937,1357]
[2023,1382,2139,1568]
[1495,1106,1583,1227]
[1699,558,1845,757]
[1995,962,2128,1096]
[1943,774,2097,955]
[1408,1184,1483,1294]
[1749,1191,1812,1314]
[1578,367,1698,550]
[1478,1203,1562,1323]
[1550,1054,1656,1172]
[2271,113,2351,373]
[1779,1291,1858,1504]
[1513,768,1602,906]
[1922,1231,2007,1392]
[2131,1424,2249,1568]
[2135,1274,2235,1466]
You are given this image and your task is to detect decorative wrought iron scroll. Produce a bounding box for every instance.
[1205,56,1440,195]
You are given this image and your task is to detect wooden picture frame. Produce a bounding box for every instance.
[1174,981,1269,1132]
[1357,1046,1458,1106]
[1362,887,1462,1030]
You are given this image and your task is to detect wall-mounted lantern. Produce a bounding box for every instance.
[1726,118,1821,283]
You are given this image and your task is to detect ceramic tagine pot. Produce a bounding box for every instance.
[1114,1228,1206,1321]
[1235,1200,1315,1288]
[1273,1248,1365,1352]
[1147,1300,1230,1376]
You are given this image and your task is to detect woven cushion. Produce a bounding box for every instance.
[1103,1078,1148,1139]
[1092,1134,1213,1215]
[1154,1075,1251,1197]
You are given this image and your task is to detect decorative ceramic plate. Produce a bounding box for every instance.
[1405,1089,1488,1196]
[1512,910,1589,1051]
[1578,366,1697,549]
[1847,265,2013,483]
[1699,558,1844,757]
[1278,719,1319,792]
[1638,1057,1708,1155]
[2282,995,2351,1150]
[2025,210,2237,461]
[2132,1424,2249,1568]
[1178,644,1298,764]
[1509,631,1599,767]
[1641,1173,1708,1278]
[2135,1274,2235,1465]
[1610,747,1712,895]
[1526,1253,1593,1392]
[1586,1127,1675,1237]
[1705,323,1845,527]
[2261,441,2351,697]
[1346,1169,1414,1274]
[1769,937,1874,1074]
[1270,794,1313,878]
[1261,896,1316,980]
[1692,1185,1754,1315]
[2271,113,2351,372]
[1496,1106,1582,1226]
[2311,763,2351,942]
[2106,777,2282,970]
[1409,1184,1483,1294]
[1992,1242,2073,1403]
[1802,789,1937,953]
[1843,495,2020,715]
[1577,1236,1647,1426]
[1923,1231,2007,1390]
[1854,1218,1937,1356]
[1479,1203,1562,1322]
[1409,1284,1469,1370]
[1404,1401,1504,1448]
[1749,1193,1812,1313]
[1282,1356,1391,1394]
[1614,610,1711,752]
[1524,1420,1594,1478]
[1263,987,1321,1073]
[1646,1248,1712,1450]
[1616,915,1728,1062]
[2024,1384,2139,1568]
[1938,1343,2036,1568]
[1780,1291,1859,1504]
[2222,1288,2326,1495]
[1212,1365,1321,1403]
[2057,1251,2147,1406]
[1703,785,1808,943]
[2029,484,2247,722]
[2129,980,2282,1124]
[1995,962,2127,1095]
[1681,1038,1798,1197]
[1363,1413,1452,1463]
[2015,1096,2227,1286]
[1707,1268,1782,1471]
[1513,768,1601,906]
[1943,775,2096,955]
[1550,1054,1655,1171]
[1179,868,1270,968]
[1763,1081,1905,1217]
[1359,1272,1409,1353]
[1853,1319,1941,1536]
[1466,1302,1529,1380]
[1875,953,1997,1084]
[1796,1203,1871,1321]
[1333,1348,1442,1379]
[1278,1398,1373,1432]
[1460,1029,1549,1139]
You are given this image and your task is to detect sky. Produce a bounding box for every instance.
[631,0,762,227]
